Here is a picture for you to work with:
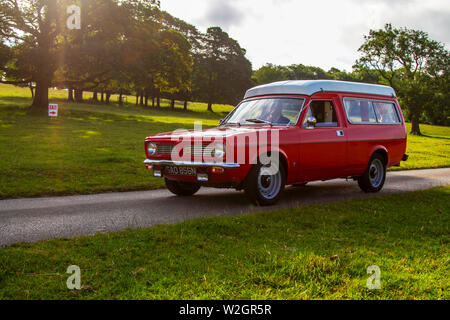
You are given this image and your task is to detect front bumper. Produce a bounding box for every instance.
[143,159,245,185]
[143,159,240,168]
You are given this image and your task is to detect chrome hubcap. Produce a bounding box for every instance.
[369,159,384,188]
[257,165,282,200]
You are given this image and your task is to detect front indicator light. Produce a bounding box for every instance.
[211,167,224,174]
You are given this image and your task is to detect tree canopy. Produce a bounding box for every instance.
[355,23,450,134]
[253,25,449,130]
[1,3,447,127]
[0,0,252,112]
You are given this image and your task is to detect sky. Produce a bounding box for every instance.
[160,0,450,72]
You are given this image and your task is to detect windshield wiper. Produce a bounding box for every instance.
[222,122,241,127]
[245,118,272,125]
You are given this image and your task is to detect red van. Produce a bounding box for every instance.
[144,80,408,205]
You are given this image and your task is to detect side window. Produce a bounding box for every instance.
[373,102,401,124]
[303,100,338,127]
[344,99,377,124]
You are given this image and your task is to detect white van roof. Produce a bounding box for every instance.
[244,80,396,99]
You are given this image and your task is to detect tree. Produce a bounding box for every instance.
[159,10,202,108]
[253,63,288,85]
[0,41,10,73]
[253,64,361,85]
[157,30,192,106]
[286,64,329,80]
[57,0,127,103]
[193,27,252,112]
[422,50,450,126]
[0,0,161,111]
[355,24,450,135]
[116,2,193,108]
[3,41,39,96]
[0,0,68,110]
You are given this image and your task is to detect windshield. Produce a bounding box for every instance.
[222,98,305,126]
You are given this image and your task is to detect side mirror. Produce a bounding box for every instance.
[306,116,317,129]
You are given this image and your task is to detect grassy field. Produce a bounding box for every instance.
[0,83,449,198]
[0,84,232,199]
[397,123,450,170]
[0,187,448,300]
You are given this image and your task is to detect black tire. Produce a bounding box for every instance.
[244,160,286,206]
[358,153,386,193]
[165,178,201,196]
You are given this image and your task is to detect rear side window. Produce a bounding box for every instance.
[372,101,401,124]
[344,99,377,124]
[344,98,401,125]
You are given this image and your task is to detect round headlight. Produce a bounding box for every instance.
[147,142,157,156]
[213,144,225,159]
[183,146,192,156]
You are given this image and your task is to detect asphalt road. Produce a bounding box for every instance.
[0,168,449,246]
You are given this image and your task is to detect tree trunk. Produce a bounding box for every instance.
[105,93,111,104]
[31,79,50,110]
[152,97,155,108]
[101,90,104,103]
[92,91,98,102]
[157,95,160,108]
[145,93,148,107]
[74,89,83,103]
[68,88,74,102]
[140,91,144,106]
[184,100,188,111]
[207,101,213,112]
[410,114,422,135]
[171,99,175,109]
[136,92,139,105]
[29,83,35,99]
[119,89,123,106]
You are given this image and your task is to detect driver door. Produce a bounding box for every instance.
[298,96,348,181]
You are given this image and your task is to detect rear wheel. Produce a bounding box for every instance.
[165,178,201,196]
[244,161,286,206]
[358,153,386,193]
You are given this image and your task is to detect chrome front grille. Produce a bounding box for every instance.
[155,144,212,156]
[156,144,174,155]
[192,145,210,157]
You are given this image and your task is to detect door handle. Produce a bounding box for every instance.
[336,130,344,137]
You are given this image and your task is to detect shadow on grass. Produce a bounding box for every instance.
[0,95,231,120]
[419,134,450,141]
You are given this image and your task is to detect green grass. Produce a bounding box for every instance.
[0,83,448,198]
[0,187,448,300]
[0,84,233,199]
[395,123,450,170]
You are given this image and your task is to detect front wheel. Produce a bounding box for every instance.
[165,178,201,196]
[244,162,285,206]
[358,154,386,193]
